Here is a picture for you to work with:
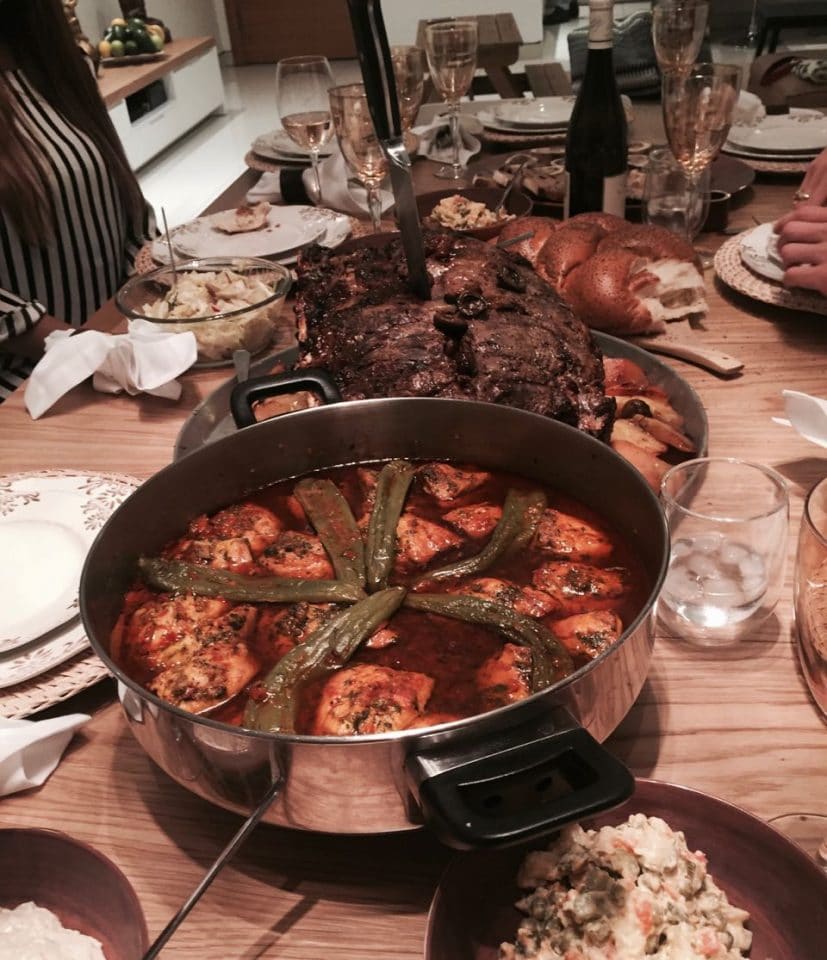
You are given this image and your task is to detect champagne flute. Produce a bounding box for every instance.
[652,0,710,77]
[662,62,740,249]
[275,55,335,204]
[423,18,478,181]
[390,45,426,156]
[329,83,388,233]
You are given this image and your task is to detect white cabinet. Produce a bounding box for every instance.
[107,45,224,171]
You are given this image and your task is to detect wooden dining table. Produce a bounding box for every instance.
[1,102,826,959]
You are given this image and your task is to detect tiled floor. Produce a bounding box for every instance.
[135,5,818,227]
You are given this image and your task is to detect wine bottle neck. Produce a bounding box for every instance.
[587,0,614,50]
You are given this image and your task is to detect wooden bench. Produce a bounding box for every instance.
[524,61,572,97]
[417,12,524,100]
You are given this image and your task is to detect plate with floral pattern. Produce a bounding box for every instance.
[0,471,139,683]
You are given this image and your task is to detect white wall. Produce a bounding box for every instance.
[75,0,228,51]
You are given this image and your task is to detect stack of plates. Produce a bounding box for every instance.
[150,204,351,267]
[0,471,139,718]
[478,96,575,135]
[250,129,335,165]
[739,221,785,283]
[722,110,827,164]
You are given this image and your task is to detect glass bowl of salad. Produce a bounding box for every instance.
[116,257,292,368]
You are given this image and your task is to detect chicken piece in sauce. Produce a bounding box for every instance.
[532,561,628,616]
[449,577,563,619]
[442,503,502,540]
[394,513,463,573]
[311,663,435,735]
[167,537,253,570]
[533,509,614,563]
[548,610,623,660]
[418,463,491,502]
[187,503,282,555]
[476,643,532,709]
[258,530,335,579]
[149,635,261,714]
[255,602,337,662]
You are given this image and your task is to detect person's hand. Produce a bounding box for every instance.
[793,146,827,206]
[773,204,827,297]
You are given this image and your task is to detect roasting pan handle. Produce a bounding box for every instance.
[407,710,634,850]
[230,369,343,428]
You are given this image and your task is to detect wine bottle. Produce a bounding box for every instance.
[564,0,628,218]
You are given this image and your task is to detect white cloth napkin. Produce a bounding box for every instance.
[246,154,394,219]
[0,714,88,796]
[24,318,198,420]
[413,115,482,166]
[772,390,827,448]
[732,91,767,127]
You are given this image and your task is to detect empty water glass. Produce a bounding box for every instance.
[658,458,789,644]
[643,147,710,242]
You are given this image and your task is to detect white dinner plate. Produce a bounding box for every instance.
[478,110,568,136]
[252,129,335,163]
[493,95,575,128]
[0,520,86,654]
[721,142,821,163]
[168,204,326,260]
[0,471,139,686]
[739,222,785,283]
[152,206,351,267]
[727,113,827,154]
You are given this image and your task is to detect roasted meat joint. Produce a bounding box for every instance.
[113,460,650,735]
[292,230,616,441]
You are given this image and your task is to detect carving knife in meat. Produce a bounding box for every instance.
[346,0,431,300]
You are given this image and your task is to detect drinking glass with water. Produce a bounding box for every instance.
[658,458,789,644]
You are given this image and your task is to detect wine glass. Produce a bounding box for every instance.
[652,0,710,77]
[275,55,335,204]
[661,62,740,249]
[423,18,478,181]
[390,45,426,156]
[794,474,827,720]
[328,83,388,233]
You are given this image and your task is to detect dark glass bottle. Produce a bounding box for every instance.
[564,0,628,218]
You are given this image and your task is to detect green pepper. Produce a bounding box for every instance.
[138,557,364,604]
[243,586,407,732]
[294,477,366,593]
[415,488,547,586]
[366,460,415,591]
[404,592,573,692]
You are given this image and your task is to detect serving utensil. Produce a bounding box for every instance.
[495,156,531,214]
[629,328,744,377]
[347,0,431,300]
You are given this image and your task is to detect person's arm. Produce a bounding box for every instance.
[0,288,64,359]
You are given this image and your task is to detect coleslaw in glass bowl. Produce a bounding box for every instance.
[116,257,292,367]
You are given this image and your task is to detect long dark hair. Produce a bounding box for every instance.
[0,0,146,243]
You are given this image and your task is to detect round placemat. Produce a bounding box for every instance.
[714,234,827,316]
[0,650,111,719]
[245,150,306,174]
[720,151,809,176]
[479,128,568,152]
[135,242,156,275]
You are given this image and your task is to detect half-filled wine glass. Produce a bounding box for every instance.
[329,83,388,233]
[275,55,335,204]
[390,45,426,155]
[423,18,478,181]
[652,0,710,77]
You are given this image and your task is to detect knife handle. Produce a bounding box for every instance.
[346,0,402,143]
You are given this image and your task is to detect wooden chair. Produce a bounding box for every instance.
[524,61,573,97]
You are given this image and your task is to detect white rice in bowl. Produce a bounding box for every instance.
[500,813,752,960]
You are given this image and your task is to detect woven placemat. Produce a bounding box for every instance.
[720,150,809,176]
[0,650,111,719]
[479,128,568,152]
[714,234,827,316]
[245,150,307,174]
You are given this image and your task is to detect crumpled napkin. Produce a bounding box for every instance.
[24,318,198,420]
[413,115,482,166]
[772,390,827,448]
[0,714,88,796]
[247,153,394,219]
[732,90,767,127]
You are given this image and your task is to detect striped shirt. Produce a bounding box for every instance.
[0,67,155,398]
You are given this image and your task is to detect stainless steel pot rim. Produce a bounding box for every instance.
[83,396,669,745]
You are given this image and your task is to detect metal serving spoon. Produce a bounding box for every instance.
[494,156,531,214]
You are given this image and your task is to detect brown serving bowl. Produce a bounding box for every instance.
[0,828,148,960]
[416,186,533,240]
